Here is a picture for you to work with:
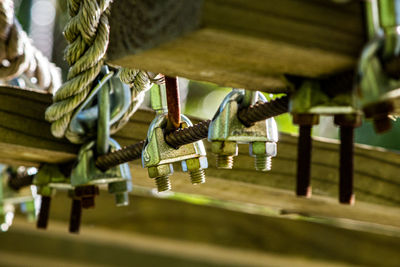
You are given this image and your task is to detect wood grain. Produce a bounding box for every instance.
[2,191,400,266]
[107,0,365,92]
[1,87,400,266]
[0,86,399,208]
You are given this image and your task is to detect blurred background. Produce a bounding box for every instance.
[14,0,400,152]
[1,1,398,267]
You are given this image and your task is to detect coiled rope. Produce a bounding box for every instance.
[0,0,61,92]
[45,0,152,143]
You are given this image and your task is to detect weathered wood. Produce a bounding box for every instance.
[2,191,400,266]
[2,87,400,266]
[0,86,399,210]
[0,86,77,165]
[108,0,365,91]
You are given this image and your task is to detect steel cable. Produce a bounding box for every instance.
[96,96,289,170]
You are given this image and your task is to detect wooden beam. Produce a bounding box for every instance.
[2,86,400,261]
[0,86,77,166]
[1,86,400,210]
[107,0,365,92]
[3,191,400,267]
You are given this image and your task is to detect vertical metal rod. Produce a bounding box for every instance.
[365,0,382,39]
[378,0,400,58]
[242,89,256,108]
[69,199,82,234]
[378,0,400,29]
[150,83,167,114]
[296,125,312,197]
[165,76,181,132]
[97,83,110,155]
[36,196,51,229]
[339,126,355,204]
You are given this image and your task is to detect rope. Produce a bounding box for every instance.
[111,68,152,133]
[0,0,61,92]
[45,0,152,143]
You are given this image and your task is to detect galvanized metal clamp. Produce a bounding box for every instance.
[142,83,208,192]
[208,89,278,171]
[357,0,400,133]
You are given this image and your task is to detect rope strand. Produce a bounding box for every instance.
[45,0,112,141]
[46,0,153,143]
[0,0,61,92]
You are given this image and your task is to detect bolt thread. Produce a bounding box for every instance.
[190,169,206,185]
[155,175,171,192]
[238,96,289,127]
[339,126,355,204]
[255,155,272,171]
[115,192,129,207]
[296,125,312,197]
[37,196,51,229]
[69,199,82,234]
[216,155,234,169]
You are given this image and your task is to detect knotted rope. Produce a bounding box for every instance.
[0,0,61,92]
[45,0,152,143]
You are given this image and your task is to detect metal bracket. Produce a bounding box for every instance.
[208,89,278,171]
[142,114,208,191]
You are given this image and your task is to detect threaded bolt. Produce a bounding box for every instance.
[339,125,356,205]
[115,192,129,207]
[155,175,171,192]
[69,198,82,234]
[189,169,206,185]
[296,125,313,197]
[216,155,234,169]
[254,155,272,171]
[37,196,51,229]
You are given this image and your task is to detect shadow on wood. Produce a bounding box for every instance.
[108,0,365,91]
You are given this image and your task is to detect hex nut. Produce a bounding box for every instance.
[182,157,208,172]
[292,114,319,125]
[148,164,173,178]
[250,141,267,155]
[108,180,128,194]
[250,142,277,157]
[334,114,362,127]
[211,141,238,156]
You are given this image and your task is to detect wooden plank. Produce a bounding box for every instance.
[0,86,77,165]
[2,191,400,266]
[107,0,365,91]
[1,88,400,265]
[0,86,400,208]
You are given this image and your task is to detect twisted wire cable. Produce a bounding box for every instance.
[238,96,289,127]
[96,140,146,171]
[165,120,211,148]
[0,0,61,92]
[95,96,289,170]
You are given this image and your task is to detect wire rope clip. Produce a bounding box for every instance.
[0,166,38,232]
[142,114,208,192]
[357,0,400,133]
[67,64,133,207]
[33,164,70,229]
[71,138,132,207]
[67,66,132,143]
[208,89,278,171]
